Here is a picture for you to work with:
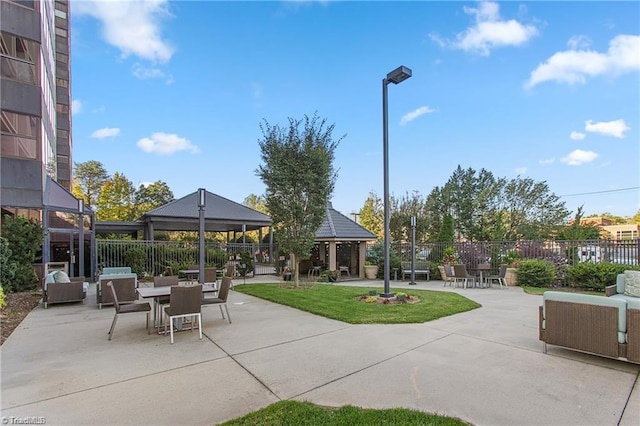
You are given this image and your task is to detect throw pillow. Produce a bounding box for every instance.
[53,270,71,283]
[623,270,640,297]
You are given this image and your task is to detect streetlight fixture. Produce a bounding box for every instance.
[197,188,206,284]
[382,65,412,297]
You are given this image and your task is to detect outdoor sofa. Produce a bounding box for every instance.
[42,270,88,309]
[539,271,640,364]
[97,267,138,309]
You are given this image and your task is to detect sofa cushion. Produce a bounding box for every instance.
[102,267,132,275]
[53,270,71,283]
[623,270,640,297]
[611,294,640,310]
[616,273,626,295]
[543,291,627,333]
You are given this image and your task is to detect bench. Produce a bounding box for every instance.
[401,261,430,281]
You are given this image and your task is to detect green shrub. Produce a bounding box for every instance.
[123,247,146,278]
[566,262,640,291]
[236,251,254,277]
[1,216,42,292]
[0,237,17,290]
[0,286,6,309]
[516,259,555,287]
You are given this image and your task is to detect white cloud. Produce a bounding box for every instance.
[567,35,591,50]
[74,0,174,63]
[137,132,199,155]
[430,1,538,56]
[132,63,174,83]
[570,131,586,140]
[514,167,527,174]
[561,149,599,166]
[585,119,630,138]
[71,99,83,115]
[399,106,436,126]
[526,34,640,88]
[91,127,120,139]
[538,158,555,165]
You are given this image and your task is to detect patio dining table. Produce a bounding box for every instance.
[137,285,218,332]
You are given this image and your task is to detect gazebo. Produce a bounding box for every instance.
[312,203,377,278]
[137,190,272,240]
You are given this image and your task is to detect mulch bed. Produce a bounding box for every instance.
[0,291,41,345]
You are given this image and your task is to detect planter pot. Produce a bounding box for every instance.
[364,265,378,280]
[505,267,518,286]
[438,265,446,281]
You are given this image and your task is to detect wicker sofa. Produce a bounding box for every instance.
[42,271,87,309]
[539,272,640,364]
[97,267,138,309]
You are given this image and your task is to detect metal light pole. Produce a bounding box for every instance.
[382,65,412,297]
[409,216,416,285]
[78,199,85,278]
[198,188,206,284]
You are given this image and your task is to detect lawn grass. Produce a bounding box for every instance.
[521,285,605,296]
[233,283,480,324]
[221,400,469,426]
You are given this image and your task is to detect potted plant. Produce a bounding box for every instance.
[320,269,339,283]
[442,246,458,265]
[364,260,378,280]
[504,250,521,286]
[282,266,293,281]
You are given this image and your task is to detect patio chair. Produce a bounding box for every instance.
[443,264,455,287]
[153,276,178,326]
[203,267,219,289]
[453,264,471,289]
[338,265,351,278]
[487,264,507,289]
[201,276,232,323]
[107,281,151,341]
[163,284,203,344]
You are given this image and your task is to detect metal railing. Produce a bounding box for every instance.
[96,240,279,280]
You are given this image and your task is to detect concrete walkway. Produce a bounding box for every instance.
[1,277,638,425]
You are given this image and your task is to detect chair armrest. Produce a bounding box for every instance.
[605,285,618,297]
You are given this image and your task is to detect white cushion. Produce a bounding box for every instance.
[53,270,70,283]
[623,270,640,297]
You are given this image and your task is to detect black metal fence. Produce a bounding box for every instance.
[96,240,279,280]
[391,239,639,272]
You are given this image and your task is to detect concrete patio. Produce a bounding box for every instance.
[1,277,638,425]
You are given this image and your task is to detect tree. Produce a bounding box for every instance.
[133,181,174,218]
[556,206,602,240]
[633,210,640,225]
[358,191,383,240]
[499,177,568,240]
[73,160,109,209]
[243,194,267,214]
[585,212,629,225]
[96,172,137,221]
[436,213,455,243]
[256,114,343,285]
[1,215,43,292]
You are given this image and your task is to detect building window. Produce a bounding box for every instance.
[617,230,638,240]
[0,32,38,85]
[54,9,67,19]
[1,111,38,159]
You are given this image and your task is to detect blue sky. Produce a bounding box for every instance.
[70,1,640,219]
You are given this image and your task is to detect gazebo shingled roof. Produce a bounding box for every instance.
[137,190,272,233]
[316,202,377,241]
